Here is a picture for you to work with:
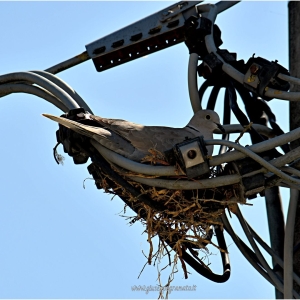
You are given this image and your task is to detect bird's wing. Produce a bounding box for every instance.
[117,126,197,160]
[90,115,197,158]
[42,114,136,157]
[90,115,144,134]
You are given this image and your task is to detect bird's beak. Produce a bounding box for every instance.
[214,122,226,133]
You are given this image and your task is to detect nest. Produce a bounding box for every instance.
[87,148,244,296]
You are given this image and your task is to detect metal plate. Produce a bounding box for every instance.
[85,1,202,72]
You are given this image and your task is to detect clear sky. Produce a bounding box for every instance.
[0,1,290,299]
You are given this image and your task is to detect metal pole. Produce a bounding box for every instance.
[288,0,300,294]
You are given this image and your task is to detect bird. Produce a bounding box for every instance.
[42,110,224,162]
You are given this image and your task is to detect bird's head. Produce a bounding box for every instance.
[188,109,225,134]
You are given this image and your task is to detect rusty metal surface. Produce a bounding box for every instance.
[85,1,202,72]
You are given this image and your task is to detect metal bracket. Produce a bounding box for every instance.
[165,136,210,179]
[243,56,290,99]
[85,1,202,72]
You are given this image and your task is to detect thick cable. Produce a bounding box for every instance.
[206,139,300,186]
[0,72,80,110]
[0,83,69,112]
[45,51,90,75]
[204,4,218,53]
[284,189,299,299]
[235,94,287,218]
[198,79,211,108]
[235,206,290,296]
[202,5,245,84]
[224,212,300,297]
[210,126,300,166]
[207,85,221,110]
[90,140,182,176]
[265,88,300,101]
[127,174,240,190]
[271,146,300,168]
[179,225,231,283]
[280,166,300,178]
[201,1,300,105]
[228,81,267,145]
[31,70,93,113]
[237,207,300,299]
[247,221,300,287]
[188,53,202,112]
[201,5,300,102]
[277,72,300,87]
[221,213,275,285]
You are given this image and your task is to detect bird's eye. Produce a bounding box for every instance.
[205,114,211,120]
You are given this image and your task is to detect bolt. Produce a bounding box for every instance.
[187,150,197,159]
[250,64,259,75]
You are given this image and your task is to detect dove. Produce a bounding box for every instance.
[43,110,224,162]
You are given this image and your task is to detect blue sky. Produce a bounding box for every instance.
[0,1,290,299]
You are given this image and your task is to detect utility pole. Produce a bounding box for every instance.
[288,0,300,294]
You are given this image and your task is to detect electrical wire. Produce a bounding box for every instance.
[265,88,300,101]
[90,140,182,177]
[280,166,300,178]
[90,131,300,187]
[235,206,300,298]
[0,83,69,112]
[126,174,240,190]
[206,139,300,186]
[210,125,300,166]
[0,72,80,110]
[202,3,300,104]
[2,1,300,294]
[221,213,275,285]
[90,126,276,178]
[223,211,300,298]
[31,70,93,113]
[207,85,221,110]
[188,53,202,112]
[278,72,300,87]
[247,221,300,287]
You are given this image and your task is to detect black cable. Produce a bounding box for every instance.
[227,80,265,145]
[207,85,221,110]
[221,213,275,285]
[198,79,211,108]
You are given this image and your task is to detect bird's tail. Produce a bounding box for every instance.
[42,113,104,139]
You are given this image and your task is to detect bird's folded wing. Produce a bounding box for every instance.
[90,115,144,133]
[91,115,190,149]
[42,114,136,157]
[91,115,197,155]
